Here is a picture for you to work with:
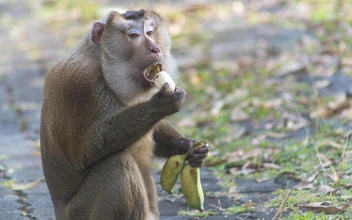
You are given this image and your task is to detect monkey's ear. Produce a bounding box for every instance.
[91,22,105,46]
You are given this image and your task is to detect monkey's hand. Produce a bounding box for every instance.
[174,138,210,167]
[151,83,186,116]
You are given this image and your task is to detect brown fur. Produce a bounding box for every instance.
[40,9,209,220]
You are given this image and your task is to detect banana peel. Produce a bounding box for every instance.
[160,140,206,211]
[160,153,188,194]
[180,140,205,211]
[180,163,204,211]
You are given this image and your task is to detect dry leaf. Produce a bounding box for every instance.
[230,108,250,122]
[318,185,336,194]
[310,95,350,119]
[306,172,319,183]
[298,202,346,214]
[242,148,263,159]
[33,150,41,157]
[176,117,197,128]
[263,163,281,170]
[262,98,283,108]
[276,62,308,77]
[296,181,314,190]
[229,167,256,175]
[341,57,352,66]
[12,178,43,191]
[210,100,225,116]
[286,117,309,131]
[327,173,340,183]
[266,131,286,139]
[243,162,263,171]
[314,79,330,89]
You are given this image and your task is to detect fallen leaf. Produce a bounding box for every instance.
[314,79,330,89]
[176,116,197,127]
[243,162,263,171]
[326,173,340,183]
[298,202,346,214]
[275,62,308,77]
[296,181,314,190]
[306,172,319,183]
[32,150,41,157]
[341,57,352,66]
[230,108,250,122]
[229,167,256,175]
[12,178,43,191]
[285,117,309,131]
[262,163,281,170]
[266,131,286,139]
[242,148,263,159]
[318,185,336,194]
[210,100,225,116]
[310,95,350,119]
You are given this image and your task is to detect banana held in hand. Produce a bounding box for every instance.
[180,163,204,211]
[160,153,188,194]
[155,71,176,92]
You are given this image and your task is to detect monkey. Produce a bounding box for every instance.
[40,9,210,220]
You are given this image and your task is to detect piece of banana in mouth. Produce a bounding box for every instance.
[144,64,176,92]
[155,71,176,92]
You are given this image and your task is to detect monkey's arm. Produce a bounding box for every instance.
[153,119,209,167]
[153,119,184,158]
[68,85,184,170]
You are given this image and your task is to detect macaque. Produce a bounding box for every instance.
[40,9,209,220]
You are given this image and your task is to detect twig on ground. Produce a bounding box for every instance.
[209,200,227,214]
[272,189,291,220]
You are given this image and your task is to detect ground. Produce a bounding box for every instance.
[1,0,352,219]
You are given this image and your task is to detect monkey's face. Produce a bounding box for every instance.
[93,10,170,91]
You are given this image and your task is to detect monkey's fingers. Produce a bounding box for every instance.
[159,83,171,95]
[187,141,194,157]
[188,157,205,167]
[189,152,208,160]
[194,144,210,154]
[156,71,176,92]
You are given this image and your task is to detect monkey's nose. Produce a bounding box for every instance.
[150,45,160,53]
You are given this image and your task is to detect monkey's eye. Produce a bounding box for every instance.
[128,33,140,39]
[146,30,154,36]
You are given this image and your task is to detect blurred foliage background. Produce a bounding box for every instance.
[1,0,352,218]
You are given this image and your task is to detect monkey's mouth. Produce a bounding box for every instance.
[143,63,162,83]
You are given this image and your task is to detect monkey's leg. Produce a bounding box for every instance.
[144,174,159,217]
[62,153,151,220]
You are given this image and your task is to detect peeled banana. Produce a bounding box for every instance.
[180,163,204,211]
[155,71,176,92]
[160,153,188,194]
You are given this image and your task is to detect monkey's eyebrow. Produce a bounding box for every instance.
[145,21,156,30]
[120,20,141,32]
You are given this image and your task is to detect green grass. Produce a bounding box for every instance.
[172,0,352,218]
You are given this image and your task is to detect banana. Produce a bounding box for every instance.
[180,163,204,211]
[155,71,176,92]
[160,153,188,194]
[180,140,205,211]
